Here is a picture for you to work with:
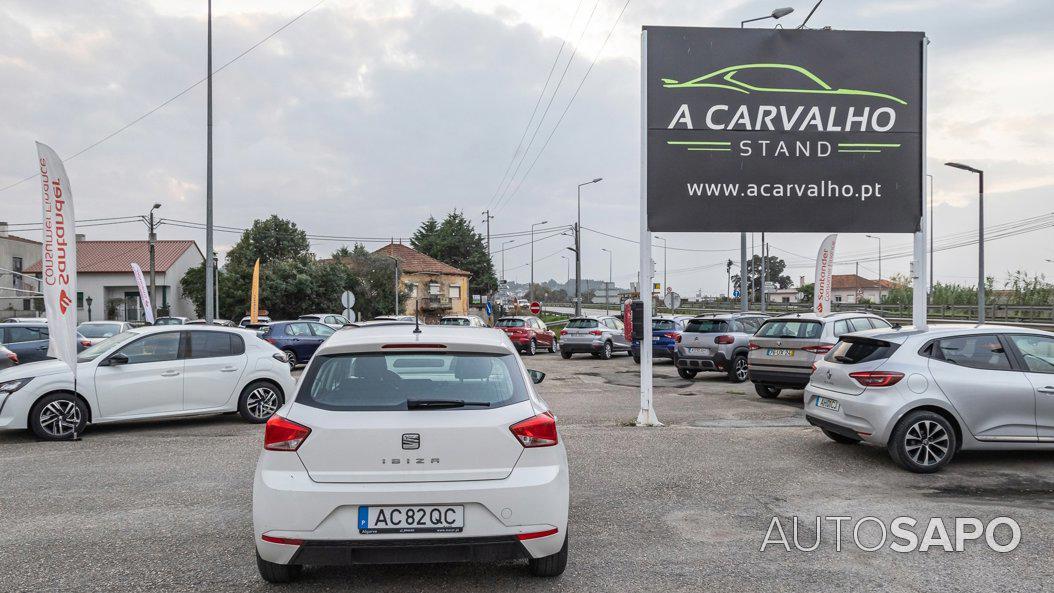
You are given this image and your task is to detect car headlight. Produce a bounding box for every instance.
[0,377,32,396]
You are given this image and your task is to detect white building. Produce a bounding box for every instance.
[0,222,43,318]
[766,274,892,305]
[26,239,204,322]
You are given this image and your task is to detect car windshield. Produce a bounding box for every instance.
[567,319,598,329]
[297,353,529,411]
[653,319,677,331]
[496,319,525,328]
[757,319,822,339]
[76,331,138,362]
[440,318,470,326]
[78,323,122,338]
[155,318,181,325]
[685,319,728,333]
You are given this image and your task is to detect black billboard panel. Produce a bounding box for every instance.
[645,27,925,233]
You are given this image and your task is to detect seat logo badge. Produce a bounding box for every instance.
[402,433,420,450]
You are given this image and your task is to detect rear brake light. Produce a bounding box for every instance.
[803,345,833,354]
[589,330,603,336]
[517,528,559,541]
[510,411,558,448]
[560,329,568,336]
[6,352,17,364]
[382,343,447,349]
[261,534,305,546]
[748,342,760,350]
[264,416,311,451]
[663,332,679,340]
[714,335,734,345]
[80,339,91,348]
[849,371,905,387]
[674,334,682,343]
[265,338,278,345]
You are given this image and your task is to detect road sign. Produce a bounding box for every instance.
[342,308,356,322]
[663,291,681,310]
[485,302,493,316]
[733,290,741,298]
[340,290,356,309]
[645,27,924,232]
[529,301,542,315]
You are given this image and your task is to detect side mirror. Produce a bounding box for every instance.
[103,352,129,366]
[527,369,546,384]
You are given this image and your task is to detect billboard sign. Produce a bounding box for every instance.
[646,27,924,233]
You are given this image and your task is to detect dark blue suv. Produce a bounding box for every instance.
[0,322,90,364]
[631,316,691,364]
[259,321,336,370]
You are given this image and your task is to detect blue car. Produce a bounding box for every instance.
[259,320,337,370]
[631,316,692,364]
[0,322,90,365]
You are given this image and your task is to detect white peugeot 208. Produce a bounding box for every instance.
[252,323,569,582]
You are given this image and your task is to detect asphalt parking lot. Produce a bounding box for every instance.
[1,353,1052,592]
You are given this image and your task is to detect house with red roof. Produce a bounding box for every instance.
[25,235,203,322]
[0,222,43,318]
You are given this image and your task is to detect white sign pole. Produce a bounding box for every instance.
[912,38,930,331]
[637,29,660,427]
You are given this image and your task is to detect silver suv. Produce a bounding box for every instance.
[748,312,892,398]
[559,315,631,360]
[675,313,768,382]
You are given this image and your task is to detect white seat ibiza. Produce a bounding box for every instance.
[252,323,569,582]
[0,325,294,440]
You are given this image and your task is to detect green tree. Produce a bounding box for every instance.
[411,211,498,296]
[730,255,792,297]
[225,215,311,270]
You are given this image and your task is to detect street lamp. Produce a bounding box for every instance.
[501,239,515,282]
[945,161,986,323]
[927,173,934,297]
[865,234,882,302]
[741,7,794,27]
[560,255,570,285]
[601,248,613,313]
[147,202,161,319]
[85,295,93,322]
[654,235,668,295]
[530,221,548,302]
[575,177,603,316]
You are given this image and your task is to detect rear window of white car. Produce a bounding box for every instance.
[567,319,599,329]
[757,319,822,339]
[685,319,727,333]
[439,318,470,326]
[297,353,530,411]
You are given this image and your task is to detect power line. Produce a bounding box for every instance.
[0,0,327,194]
[495,0,633,213]
[484,0,585,212]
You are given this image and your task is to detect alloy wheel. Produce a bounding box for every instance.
[904,420,949,467]
[285,351,297,370]
[39,400,81,438]
[246,386,280,420]
[735,358,749,381]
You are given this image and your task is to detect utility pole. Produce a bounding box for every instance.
[866,235,883,302]
[481,210,493,253]
[501,239,513,282]
[601,248,612,313]
[726,259,732,302]
[530,221,547,303]
[204,0,215,324]
[760,232,767,312]
[213,251,220,317]
[739,233,747,312]
[944,162,985,323]
[654,236,668,296]
[927,174,934,297]
[147,203,161,317]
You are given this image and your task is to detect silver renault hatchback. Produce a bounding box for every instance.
[806,325,1054,473]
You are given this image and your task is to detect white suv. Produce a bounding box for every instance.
[252,324,570,582]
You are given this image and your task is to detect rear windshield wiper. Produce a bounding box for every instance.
[406,399,491,409]
[834,355,855,363]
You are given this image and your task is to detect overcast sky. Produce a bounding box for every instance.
[2,0,1052,295]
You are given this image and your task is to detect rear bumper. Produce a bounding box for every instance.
[748,366,811,389]
[290,535,530,565]
[675,351,729,372]
[559,339,604,354]
[253,449,569,565]
[631,343,676,359]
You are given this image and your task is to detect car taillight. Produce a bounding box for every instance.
[264,416,311,451]
[265,338,278,345]
[589,330,603,336]
[80,339,91,348]
[803,344,833,354]
[674,334,682,343]
[811,363,817,373]
[748,342,760,350]
[663,332,679,340]
[510,411,558,448]
[849,371,905,387]
[6,352,17,364]
[560,329,568,336]
[714,335,734,345]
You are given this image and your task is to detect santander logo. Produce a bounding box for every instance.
[58,290,72,314]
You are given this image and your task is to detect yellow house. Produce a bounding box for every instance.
[373,243,472,322]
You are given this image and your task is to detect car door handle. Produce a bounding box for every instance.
[220,366,238,373]
[160,370,181,377]
[38,345,48,350]
[1039,387,1054,394]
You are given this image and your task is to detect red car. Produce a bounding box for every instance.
[495,316,556,355]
